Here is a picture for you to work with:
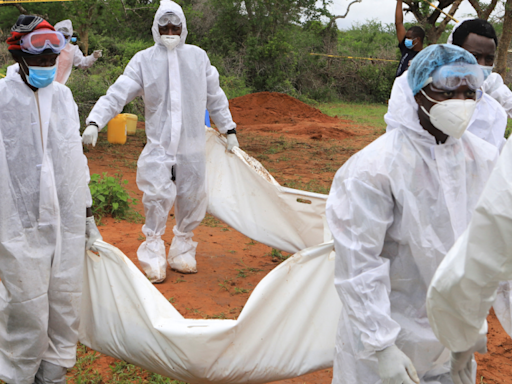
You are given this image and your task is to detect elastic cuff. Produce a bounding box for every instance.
[227,128,237,135]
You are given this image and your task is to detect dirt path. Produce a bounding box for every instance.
[75,93,511,384]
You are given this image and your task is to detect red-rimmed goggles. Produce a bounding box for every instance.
[19,29,66,54]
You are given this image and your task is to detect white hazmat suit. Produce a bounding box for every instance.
[427,134,512,353]
[86,0,236,281]
[326,65,498,383]
[386,73,507,151]
[54,20,99,85]
[0,66,89,383]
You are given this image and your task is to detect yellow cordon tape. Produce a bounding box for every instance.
[0,0,73,3]
[0,73,5,78]
[309,53,399,63]
[421,0,459,23]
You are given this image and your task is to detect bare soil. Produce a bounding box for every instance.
[77,92,511,384]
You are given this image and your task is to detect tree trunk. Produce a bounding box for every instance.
[496,0,512,78]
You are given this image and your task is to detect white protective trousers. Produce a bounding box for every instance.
[86,0,236,280]
[427,134,512,353]
[54,20,98,85]
[386,73,507,151]
[0,72,88,384]
[326,76,498,384]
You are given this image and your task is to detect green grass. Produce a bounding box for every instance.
[318,102,388,130]
[506,119,512,139]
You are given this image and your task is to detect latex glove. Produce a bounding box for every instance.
[85,216,102,251]
[450,335,487,384]
[82,125,98,146]
[93,50,103,59]
[226,133,239,152]
[376,345,420,384]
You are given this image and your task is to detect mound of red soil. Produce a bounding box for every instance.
[229,92,341,126]
[228,92,364,140]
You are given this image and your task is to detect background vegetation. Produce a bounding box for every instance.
[0,0,509,124]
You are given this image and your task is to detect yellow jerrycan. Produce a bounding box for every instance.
[107,114,128,144]
[124,113,138,135]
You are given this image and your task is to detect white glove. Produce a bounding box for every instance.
[375,345,420,384]
[450,336,487,384]
[82,125,98,147]
[227,133,239,152]
[85,216,103,251]
[93,50,102,59]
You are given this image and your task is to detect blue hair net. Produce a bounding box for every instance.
[407,44,478,95]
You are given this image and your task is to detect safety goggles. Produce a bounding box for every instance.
[423,63,484,92]
[20,29,67,54]
[158,12,181,27]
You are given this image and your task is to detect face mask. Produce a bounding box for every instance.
[480,65,493,80]
[420,89,477,139]
[405,38,416,49]
[71,37,77,43]
[21,59,57,88]
[161,35,180,51]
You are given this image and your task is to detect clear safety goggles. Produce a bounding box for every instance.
[158,12,181,27]
[423,63,484,92]
[20,29,67,54]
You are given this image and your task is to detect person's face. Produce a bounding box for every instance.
[159,23,182,36]
[14,53,58,90]
[415,82,477,143]
[405,30,421,51]
[461,32,496,67]
[23,54,58,67]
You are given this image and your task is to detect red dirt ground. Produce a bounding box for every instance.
[76,92,511,384]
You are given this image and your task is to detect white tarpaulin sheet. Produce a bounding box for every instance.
[205,128,330,253]
[79,128,339,383]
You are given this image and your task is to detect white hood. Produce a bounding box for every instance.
[54,19,73,36]
[152,0,188,47]
[384,73,430,137]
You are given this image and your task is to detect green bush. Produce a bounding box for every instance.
[89,173,137,221]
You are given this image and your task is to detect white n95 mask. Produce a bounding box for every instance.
[161,35,180,51]
[420,90,477,139]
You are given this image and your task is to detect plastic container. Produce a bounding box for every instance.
[107,114,127,145]
[124,113,138,136]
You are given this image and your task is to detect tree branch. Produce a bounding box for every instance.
[328,0,362,28]
[0,3,28,15]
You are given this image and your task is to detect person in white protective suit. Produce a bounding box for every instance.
[427,136,512,383]
[53,20,102,85]
[447,18,512,119]
[326,44,499,384]
[386,20,507,152]
[386,71,507,151]
[81,0,239,282]
[0,15,102,384]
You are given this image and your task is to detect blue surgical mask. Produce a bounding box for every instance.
[21,59,57,88]
[405,38,415,49]
[71,37,77,43]
[480,65,494,80]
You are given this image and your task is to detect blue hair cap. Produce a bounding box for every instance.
[407,44,478,95]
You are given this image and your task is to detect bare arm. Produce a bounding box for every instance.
[396,0,406,43]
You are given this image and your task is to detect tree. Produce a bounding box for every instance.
[403,0,463,43]
[496,0,512,77]
[467,0,500,20]
[323,0,363,54]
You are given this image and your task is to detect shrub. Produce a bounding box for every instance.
[89,173,138,221]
